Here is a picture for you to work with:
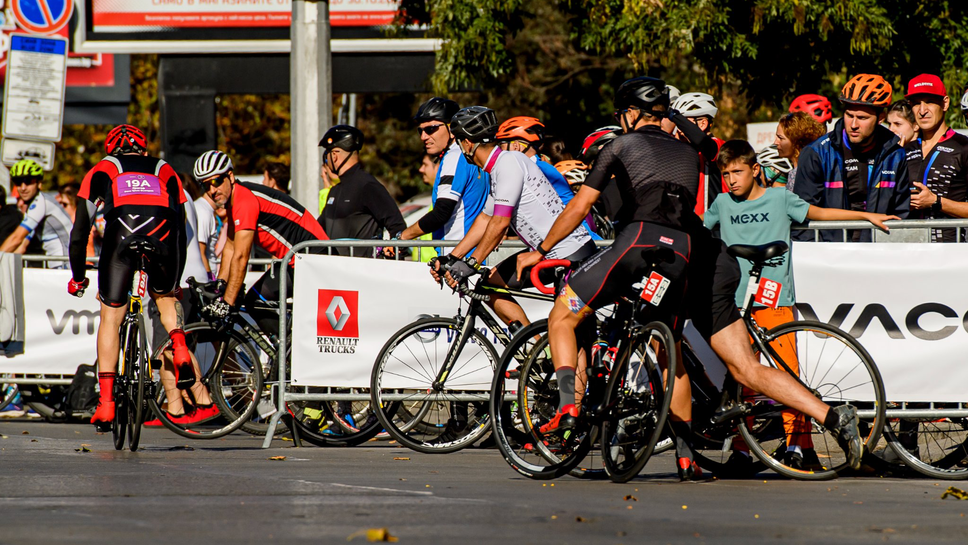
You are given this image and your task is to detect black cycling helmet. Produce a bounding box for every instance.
[615,76,670,115]
[450,106,499,144]
[319,125,364,152]
[414,97,460,124]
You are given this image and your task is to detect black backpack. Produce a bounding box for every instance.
[64,364,98,414]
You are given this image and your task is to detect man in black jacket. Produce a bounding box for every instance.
[317,125,407,257]
[0,185,22,244]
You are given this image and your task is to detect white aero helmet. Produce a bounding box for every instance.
[756,144,793,174]
[960,88,968,112]
[193,150,234,181]
[672,92,719,118]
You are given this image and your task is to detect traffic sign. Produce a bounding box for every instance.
[1,138,55,170]
[1,33,68,142]
[11,0,74,35]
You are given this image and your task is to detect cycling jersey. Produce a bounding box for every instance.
[72,154,187,306]
[231,182,328,260]
[318,164,406,250]
[481,148,591,259]
[584,125,702,231]
[423,142,489,249]
[532,156,602,241]
[20,192,71,267]
[904,129,968,242]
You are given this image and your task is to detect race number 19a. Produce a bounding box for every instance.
[755,279,782,309]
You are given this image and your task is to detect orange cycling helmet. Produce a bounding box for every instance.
[839,74,893,108]
[496,116,545,144]
[555,160,589,186]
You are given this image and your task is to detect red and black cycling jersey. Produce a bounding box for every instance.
[584,125,701,231]
[905,129,968,242]
[78,154,186,217]
[229,182,328,259]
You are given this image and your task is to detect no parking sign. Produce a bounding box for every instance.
[11,0,74,35]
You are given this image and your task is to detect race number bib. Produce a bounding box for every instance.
[755,278,782,309]
[640,271,671,307]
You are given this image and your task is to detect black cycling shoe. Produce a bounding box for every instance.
[830,405,863,470]
[721,450,756,478]
[801,448,825,471]
[785,449,804,470]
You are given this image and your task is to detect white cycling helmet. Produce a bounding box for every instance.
[757,145,793,174]
[667,85,681,103]
[960,88,968,112]
[672,92,719,118]
[193,150,234,181]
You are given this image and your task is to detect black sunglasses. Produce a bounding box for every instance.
[417,124,446,136]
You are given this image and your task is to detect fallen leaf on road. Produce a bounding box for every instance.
[74,446,91,453]
[268,456,287,461]
[281,437,293,442]
[346,528,398,542]
[942,486,968,500]
[393,457,410,461]
[0,435,8,439]
[30,439,37,442]
[21,431,28,435]
[624,495,638,502]
[575,516,590,522]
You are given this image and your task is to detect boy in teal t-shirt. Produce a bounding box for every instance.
[704,140,897,472]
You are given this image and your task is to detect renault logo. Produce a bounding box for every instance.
[325,296,350,331]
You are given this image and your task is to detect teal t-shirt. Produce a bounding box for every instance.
[703,188,811,308]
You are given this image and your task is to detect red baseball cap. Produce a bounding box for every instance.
[906,74,947,98]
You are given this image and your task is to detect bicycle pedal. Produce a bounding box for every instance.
[712,403,749,425]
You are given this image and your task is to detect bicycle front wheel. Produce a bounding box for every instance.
[738,320,886,480]
[882,406,968,480]
[289,387,383,447]
[127,315,148,452]
[600,321,676,483]
[371,317,498,454]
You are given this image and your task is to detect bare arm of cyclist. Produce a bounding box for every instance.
[449,212,490,259]
[467,213,511,264]
[223,228,254,306]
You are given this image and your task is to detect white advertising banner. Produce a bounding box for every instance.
[792,242,968,402]
[290,254,551,388]
[746,122,779,151]
[0,269,100,374]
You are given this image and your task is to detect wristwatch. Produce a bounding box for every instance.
[466,257,480,271]
[932,197,943,215]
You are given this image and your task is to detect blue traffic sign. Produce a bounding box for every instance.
[12,0,74,35]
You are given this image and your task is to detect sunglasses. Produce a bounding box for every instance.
[203,173,230,190]
[13,178,39,187]
[417,124,446,136]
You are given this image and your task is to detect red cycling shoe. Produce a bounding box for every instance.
[145,405,220,427]
[539,404,580,436]
[91,400,115,429]
[678,457,705,482]
[169,329,196,390]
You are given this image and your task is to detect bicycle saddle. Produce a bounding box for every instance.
[121,238,158,257]
[727,241,789,263]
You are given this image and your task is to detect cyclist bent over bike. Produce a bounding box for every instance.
[517,77,864,480]
[68,125,195,427]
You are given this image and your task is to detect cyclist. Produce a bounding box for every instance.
[516,76,865,479]
[317,125,407,255]
[399,98,489,255]
[0,159,72,269]
[793,73,910,241]
[756,145,794,188]
[904,74,968,242]
[670,92,724,215]
[66,124,194,428]
[195,150,329,336]
[578,126,623,236]
[555,160,589,187]
[437,106,597,330]
[789,94,834,126]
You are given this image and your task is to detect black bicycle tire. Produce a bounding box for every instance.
[738,320,886,480]
[600,321,677,483]
[489,320,595,480]
[128,315,148,452]
[147,323,264,439]
[881,415,968,480]
[237,329,287,437]
[113,322,135,450]
[0,384,17,412]
[371,317,498,454]
[289,394,384,447]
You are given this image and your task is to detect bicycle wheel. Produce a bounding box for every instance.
[127,316,148,452]
[113,322,136,450]
[738,320,886,480]
[881,405,968,480]
[371,317,498,454]
[600,321,676,483]
[147,323,264,439]
[0,383,17,412]
[490,321,596,480]
[289,388,383,447]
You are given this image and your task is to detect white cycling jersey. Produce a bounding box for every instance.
[21,192,71,268]
[482,148,590,259]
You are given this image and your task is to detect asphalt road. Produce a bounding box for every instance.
[1,420,966,545]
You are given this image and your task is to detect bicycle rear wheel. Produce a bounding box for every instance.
[113,322,136,450]
[490,321,596,480]
[289,388,383,447]
[600,321,676,483]
[371,317,497,454]
[127,315,149,452]
[738,320,886,480]
[882,406,968,480]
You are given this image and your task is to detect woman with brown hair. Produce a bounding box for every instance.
[774,111,827,192]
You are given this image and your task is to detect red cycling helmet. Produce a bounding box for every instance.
[579,126,621,164]
[789,94,833,124]
[105,124,148,156]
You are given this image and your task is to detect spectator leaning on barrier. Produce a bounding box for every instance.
[0,185,22,244]
[317,125,407,256]
[903,74,968,242]
[886,100,919,146]
[399,97,489,256]
[773,111,826,193]
[793,73,910,241]
[263,162,290,194]
[0,159,72,268]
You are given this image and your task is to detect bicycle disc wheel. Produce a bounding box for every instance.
[127,317,149,452]
[738,320,886,480]
[289,387,383,447]
[600,321,676,483]
[148,323,264,439]
[371,317,497,454]
[881,406,968,480]
[490,321,596,480]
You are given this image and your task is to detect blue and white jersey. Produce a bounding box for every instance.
[431,142,489,248]
[21,192,72,268]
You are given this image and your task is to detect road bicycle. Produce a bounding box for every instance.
[492,241,888,481]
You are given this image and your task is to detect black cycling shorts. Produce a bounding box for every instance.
[684,227,743,339]
[560,221,691,338]
[98,229,180,307]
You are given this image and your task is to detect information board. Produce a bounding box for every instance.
[1,33,68,142]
